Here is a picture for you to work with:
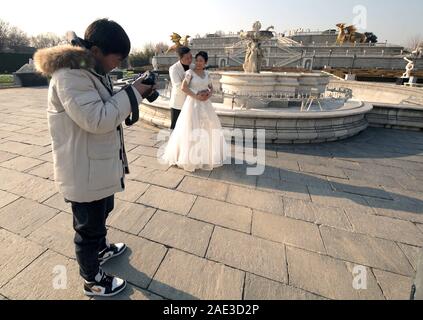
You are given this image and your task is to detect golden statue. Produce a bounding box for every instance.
[336,23,367,45]
[165,33,191,54]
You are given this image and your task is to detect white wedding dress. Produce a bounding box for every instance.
[161,69,230,172]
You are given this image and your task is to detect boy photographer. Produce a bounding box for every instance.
[35,18,155,297]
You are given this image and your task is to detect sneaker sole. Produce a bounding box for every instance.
[99,245,127,266]
[83,281,127,297]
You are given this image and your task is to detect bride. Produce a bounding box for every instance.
[161,51,230,172]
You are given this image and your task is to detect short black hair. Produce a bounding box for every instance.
[177,46,191,59]
[84,18,131,59]
[195,51,208,63]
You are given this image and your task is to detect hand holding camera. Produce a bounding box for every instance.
[132,71,160,103]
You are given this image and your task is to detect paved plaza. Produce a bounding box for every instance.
[0,87,422,300]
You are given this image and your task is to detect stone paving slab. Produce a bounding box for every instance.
[0,141,50,158]
[107,200,156,236]
[0,190,19,209]
[26,162,54,180]
[373,269,414,300]
[364,196,423,224]
[189,197,252,234]
[308,185,375,214]
[264,157,300,172]
[0,167,56,202]
[329,178,393,200]
[0,229,45,288]
[209,166,257,188]
[178,176,229,202]
[398,243,422,272]
[0,150,17,163]
[137,185,196,216]
[226,185,284,215]
[132,155,170,170]
[342,168,403,190]
[207,227,288,283]
[102,228,168,289]
[42,193,72,213]
[140,210,213,257]
[149,249,244,300]
[0,156,44,172]
[115,180,149,202]
[284,198,353,231]
[320,226,415,276]
[130,145,161,158]
[286,246,384,300]
[244,273,325,300]
[94,284,163,301]
[28,212,75,259]
[299,163,348,179]
[36,151,53,163]
[345,210,423,247]
[252,210,326,254]
[0,198,59,237]
[129,165,184,189]
[279,169,333,188]
[0,250,89,300]
[256,177,311,202]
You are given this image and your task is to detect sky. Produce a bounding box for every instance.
[1,0,422,49]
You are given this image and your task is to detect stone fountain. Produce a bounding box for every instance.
[139,21,373,144]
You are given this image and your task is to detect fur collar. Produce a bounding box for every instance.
[34,45,96,76]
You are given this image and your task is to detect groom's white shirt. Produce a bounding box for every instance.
[169,61,190,110]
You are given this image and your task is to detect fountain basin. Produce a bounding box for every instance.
[218,71,330,109]
[139,93,372,144]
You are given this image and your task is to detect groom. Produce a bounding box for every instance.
[169,46,193,129]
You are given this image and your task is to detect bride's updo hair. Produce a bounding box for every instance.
[195,51,209,63]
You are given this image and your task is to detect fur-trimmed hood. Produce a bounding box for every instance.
[34,45,96,76]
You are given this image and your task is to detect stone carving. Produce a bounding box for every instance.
[243,41,264,73]
[401,44,422,79]
[241,21,274,73]
[166,33,191,54]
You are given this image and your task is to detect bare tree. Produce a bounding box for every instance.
[6,26,29,47]
[31,33,64,49]
[0,20,10,49]
[407,34,422,51]
[155,42,169,54]
[129,43,161,67]
[0,20,30,49]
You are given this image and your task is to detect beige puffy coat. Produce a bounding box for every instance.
[34,45,142,203]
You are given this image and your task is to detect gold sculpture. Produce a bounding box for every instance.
[165,33,191,54]
[336,23,367,45]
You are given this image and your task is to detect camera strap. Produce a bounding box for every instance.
[124,86,140,126]
[89,70,139,126]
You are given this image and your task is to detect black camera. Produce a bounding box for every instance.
[136,71,159,103]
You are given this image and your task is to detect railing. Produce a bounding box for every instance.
[214,87,354,110]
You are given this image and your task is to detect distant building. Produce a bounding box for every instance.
[155,29,422,71]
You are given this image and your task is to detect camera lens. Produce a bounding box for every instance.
[146,90,160,103]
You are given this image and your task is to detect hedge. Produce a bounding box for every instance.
[0,53,33,74]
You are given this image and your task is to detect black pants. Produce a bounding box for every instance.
[170,108,182,130]
[69,195,114,281]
